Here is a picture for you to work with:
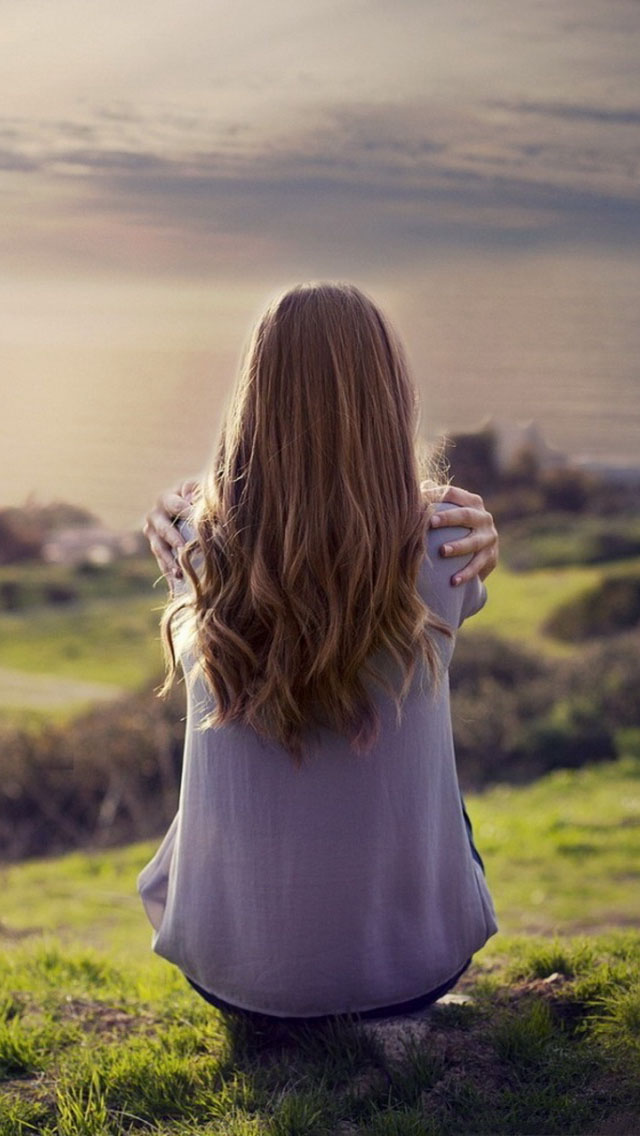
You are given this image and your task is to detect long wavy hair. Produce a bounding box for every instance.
[160,282,454,766]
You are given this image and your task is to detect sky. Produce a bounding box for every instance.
[2,0,639,525]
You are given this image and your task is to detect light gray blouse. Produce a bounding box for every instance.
[137,501,498,1016]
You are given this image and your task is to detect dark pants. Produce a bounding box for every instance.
[185,789,485,1023]
[461,790,486,873]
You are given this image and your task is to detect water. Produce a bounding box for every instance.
[2,252,639,530]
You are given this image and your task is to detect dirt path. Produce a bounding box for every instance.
[0,666,124,710]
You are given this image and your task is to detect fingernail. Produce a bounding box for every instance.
[431,515,441,526]
[453,575,462,586]
[442,544,452,555]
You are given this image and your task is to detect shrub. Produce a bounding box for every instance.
[0,681,186,862]
[2,631,639,860]
[539,468,595,512]
[450,633,546,693]
[544,574,640,640]
[450,632,636,791]
[495,512,640,572]
[443,425,501,497]
[0,580,25,611]
[484,486,548,525]
[44,583,78,606]
[0,511,42,564]
[559,629,640,729]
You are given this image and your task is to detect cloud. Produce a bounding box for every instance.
[489,98,640,127]
[53,148,169,172]
[1,91,638,280]
[0,148,40,171]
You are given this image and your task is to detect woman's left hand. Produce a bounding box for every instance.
[143,478,199,585]
[423,484,499,585]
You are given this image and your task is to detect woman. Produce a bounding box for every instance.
[138,281,499,1024]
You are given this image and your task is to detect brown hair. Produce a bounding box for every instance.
[160,281,453,765]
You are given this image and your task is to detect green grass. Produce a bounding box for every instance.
[3,557,640,719]
[473,756,640,936]
[1,756,639,1133]
[0,597,164,690]
[0,705,88,730]
[0,930,638,1134]
[0,558,159,609]
[469,556,640,657]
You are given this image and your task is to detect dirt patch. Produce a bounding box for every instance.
[495,970,590,1031]
[56,996,161,1037]
[0,666,123,710]
[357,992,504,1087]
[586,1109,640,1134]
[0,918,43,940]
[357,1014,435,1065]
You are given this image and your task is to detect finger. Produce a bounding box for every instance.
[450,550,493,586]
[143,526,183,567]
[439,485,484,509]
[146,526,183,570]
[439,532,486,558]
[147,535,180,579]
[160,490,193,519]
[144,509,186,553]
[179,478,200,501]
[430,505,485,530]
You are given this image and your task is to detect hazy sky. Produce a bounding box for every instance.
[4,0,639,281]
[2,0,639,523]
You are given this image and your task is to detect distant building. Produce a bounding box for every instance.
[481,415,568,472]
[440,415,640,487]
[570,458,640,487]
[43,526,142,566]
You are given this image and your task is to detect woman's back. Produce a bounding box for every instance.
[137,500,498,1018]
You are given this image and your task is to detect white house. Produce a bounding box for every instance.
[43,527,142,566]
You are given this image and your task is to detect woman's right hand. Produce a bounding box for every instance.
[422,482,499,586]
[142,478,199,584]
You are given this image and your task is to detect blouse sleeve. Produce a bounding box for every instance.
[423,503,489,631]
[458,576,488,628]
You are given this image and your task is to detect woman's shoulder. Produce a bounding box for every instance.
[420,502,487,629]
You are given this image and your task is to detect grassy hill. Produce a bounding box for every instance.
[1,754,639,1134]
[2,556,640,724]
[1,546,639,1131]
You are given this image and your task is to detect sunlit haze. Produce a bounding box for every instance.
[2,0,639,527]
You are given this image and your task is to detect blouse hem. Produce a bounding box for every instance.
[179,951,479,1020]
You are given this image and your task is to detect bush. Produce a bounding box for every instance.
[450,632,637,792]
[450,633,546,693]
[2,631,639,860]
[511,699,616,777]
[483,486,548,526]
[559,629,640,729]
[495,512,640,572]
[544,574,640,640]
[44,583,78,606]
[0,511,42,564]
[539,468,595,512]
[0,580,25,611]
[0,681,186,862]
[443,425,501,497]
[588,528,640,562]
